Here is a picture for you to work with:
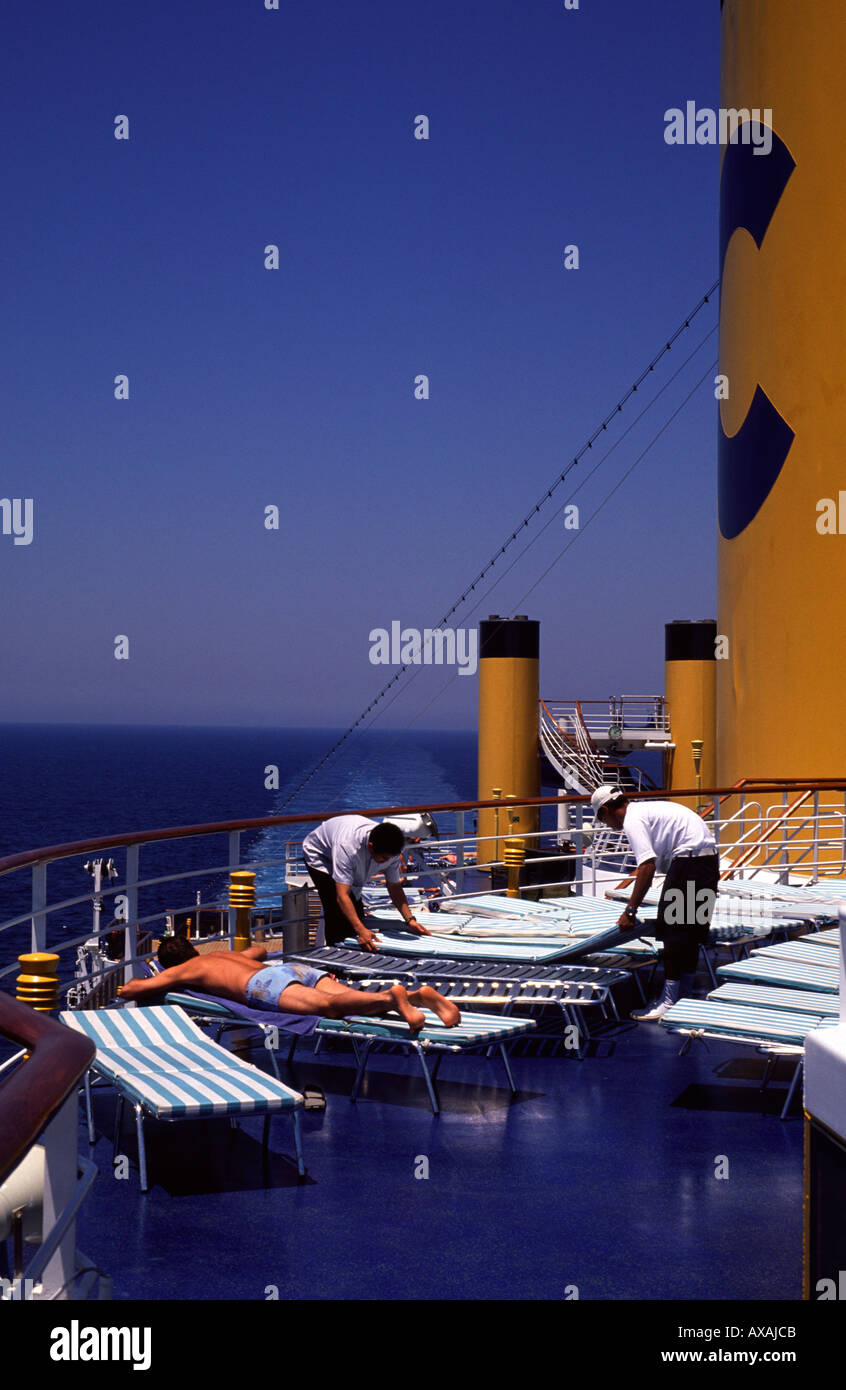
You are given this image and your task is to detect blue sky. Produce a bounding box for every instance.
[0,0,720,729]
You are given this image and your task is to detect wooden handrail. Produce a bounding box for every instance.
[0,782,844,881]
[688,777,846,821]
[0,994,95,1187]
[696,776,749,820]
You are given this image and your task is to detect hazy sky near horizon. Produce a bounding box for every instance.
[1,1,720,731]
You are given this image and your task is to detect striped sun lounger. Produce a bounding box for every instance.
[316,1006,536,1113]
[717,881,840,923]
[660,997,838,1118]
[61,1005,306,1190]
[287,944,628,997]
[359,895,625,960]
[164,987,537,1115]
[801,928,841,948]
[286,947,631,1035]
[749,941,839,968]
[708,983,840,1018]
[717,956,839,994]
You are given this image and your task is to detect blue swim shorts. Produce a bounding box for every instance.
[244,962,325,1009]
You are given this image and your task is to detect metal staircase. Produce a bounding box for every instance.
[539,698,663,796]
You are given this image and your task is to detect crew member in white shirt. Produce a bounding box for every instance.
[591,785,719,1021]
[302,815,430,953]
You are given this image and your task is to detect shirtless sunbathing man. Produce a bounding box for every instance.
[119,937,461,1036]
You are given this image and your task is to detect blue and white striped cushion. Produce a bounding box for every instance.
[661,999,836,1044]
[317,1007,534,1048]
[803,928,841,948]
[61,1006,301,1118]
[716,957,839,993]
[708,983,840,1017]
[447,895,575,921]
[751,941,839,968]
[348,929,614,962]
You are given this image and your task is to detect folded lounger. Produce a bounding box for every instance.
[365,896,629,960]
[660,996,838,1118]
[717,880,839,923]
[289,945,628,986]
[354,919,625,963]
[607,879,811,921]
[286,947,632,1039]
[163,987,536,1115]
[60,1004,306,1190]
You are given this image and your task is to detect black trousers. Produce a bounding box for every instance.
[655,853,719,977]
[600,852,719,977]
[307,866,366,946]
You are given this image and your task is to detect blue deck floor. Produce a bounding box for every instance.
[74,1012,805,1302]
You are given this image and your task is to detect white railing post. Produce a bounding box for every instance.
[123,844,140,980]
[571,825,584,895]
[38,1095,78,1300]
[813,791,820,879]
[454,812,465,890]
[31,863,47,954]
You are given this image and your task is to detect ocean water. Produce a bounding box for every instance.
[0,724,477,978]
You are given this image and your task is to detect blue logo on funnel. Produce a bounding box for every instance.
[718,129,795,540]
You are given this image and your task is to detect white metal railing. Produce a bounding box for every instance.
[539,702,660,795]
[717,792,846,881]
[543,696,670,743]
[2,789,846,1005]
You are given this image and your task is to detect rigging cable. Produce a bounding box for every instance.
[279,279,719,810]
[299,352,719,814]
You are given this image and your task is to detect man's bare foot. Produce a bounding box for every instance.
[410,985,461,1028]
[389,983,426,1036]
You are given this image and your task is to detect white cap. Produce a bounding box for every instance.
[590,784,626,818]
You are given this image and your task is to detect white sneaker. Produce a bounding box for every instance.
[631,1000,672,1022]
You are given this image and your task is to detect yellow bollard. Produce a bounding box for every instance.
[503,838,526,899]
[16,953,60,1013]
[229,871,256,952]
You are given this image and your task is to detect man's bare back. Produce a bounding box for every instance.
[121,944,272,1005]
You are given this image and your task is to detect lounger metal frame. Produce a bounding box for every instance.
[661,995,837,1119]
[288,946,629,1013]
[318,1007,531,1114]
[62,1007,306,1191]
[287,947,631,1055]
[167,988,537,1116]
[662,1024,806,1120]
